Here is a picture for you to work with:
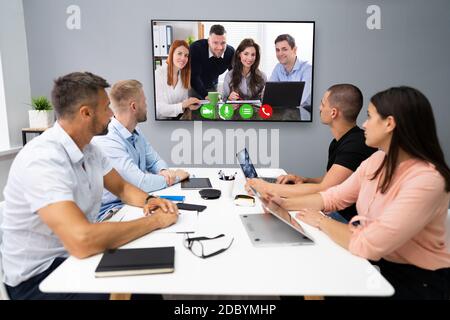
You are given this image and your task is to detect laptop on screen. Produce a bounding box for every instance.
[262,81,305,108]
[236,148,277,183]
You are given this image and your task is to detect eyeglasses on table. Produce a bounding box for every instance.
[183,233,234,259]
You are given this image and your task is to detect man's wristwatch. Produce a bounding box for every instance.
[145,194,158,205]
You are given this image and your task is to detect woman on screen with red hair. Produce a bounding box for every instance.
[155,40,200,119]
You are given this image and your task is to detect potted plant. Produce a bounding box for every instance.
[28,96,54,128]
[186,35,195,45]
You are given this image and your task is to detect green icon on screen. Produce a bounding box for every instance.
[219,104,234,120]
[239,104,254,119]
[200,104,215,119]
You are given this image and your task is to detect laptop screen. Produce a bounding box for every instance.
[236,148,258,179]
[262,81,305,108]
[264,200,310,238]
[249,186,312,240]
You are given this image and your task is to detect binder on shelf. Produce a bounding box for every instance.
[153,24,173,57]
[153,24,161,56]
[159,25,167,56]
[165,25,173,56]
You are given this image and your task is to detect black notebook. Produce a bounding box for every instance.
[95,247,175,278]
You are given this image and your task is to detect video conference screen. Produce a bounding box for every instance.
[151,20,315,122]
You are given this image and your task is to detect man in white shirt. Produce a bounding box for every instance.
[93,80,189,221]
[0,72,178,300]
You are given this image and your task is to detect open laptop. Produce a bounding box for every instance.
[223,81,304,108]
[262,81,305,108]
[240,187,314,246]
[236,148,277,183]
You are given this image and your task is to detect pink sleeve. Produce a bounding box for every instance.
[348,170,446,261]
[319,158,366,212]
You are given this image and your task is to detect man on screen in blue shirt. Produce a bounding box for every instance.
[93,80,189,221]
[270,34,312,121]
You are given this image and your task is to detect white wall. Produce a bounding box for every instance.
[0,52,9,150]
[0,0,31,197]
[0,0,31,149]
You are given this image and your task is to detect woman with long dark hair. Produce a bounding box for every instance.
[222,38,266,102]
[155,40,200,119]
[258,86,450,299]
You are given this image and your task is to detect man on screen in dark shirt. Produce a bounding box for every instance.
[246,84,377,222]
[189,24,235,99]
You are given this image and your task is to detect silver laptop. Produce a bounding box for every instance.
[240,189,314,247]
[236,148,277,183]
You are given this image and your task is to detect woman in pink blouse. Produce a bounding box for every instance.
[260,86,450,299]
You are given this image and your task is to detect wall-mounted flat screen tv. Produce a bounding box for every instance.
[151,20,315,122]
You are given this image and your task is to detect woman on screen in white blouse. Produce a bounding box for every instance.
[222,38,267,102]
[155,40,200,119]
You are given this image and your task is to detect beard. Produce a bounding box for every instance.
[137,110,147,123]
[97,124,109,136]
[92,117,110,136]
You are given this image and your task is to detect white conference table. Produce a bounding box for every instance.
[40,168,394,298]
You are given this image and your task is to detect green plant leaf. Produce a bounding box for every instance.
[31,96,53,111]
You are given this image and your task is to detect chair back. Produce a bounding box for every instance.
[0,201,10,299]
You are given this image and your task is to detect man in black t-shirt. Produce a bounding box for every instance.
[189,24,235,99]
[246,84,376,222]
[322,125,376,221]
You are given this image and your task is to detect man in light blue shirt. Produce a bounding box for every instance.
[270,34,312,121]
[93,80,189,221]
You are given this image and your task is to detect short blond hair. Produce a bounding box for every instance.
[109,80,143,110]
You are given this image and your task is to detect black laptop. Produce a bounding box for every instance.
[236,148,277,183]
[262,81,305,108]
